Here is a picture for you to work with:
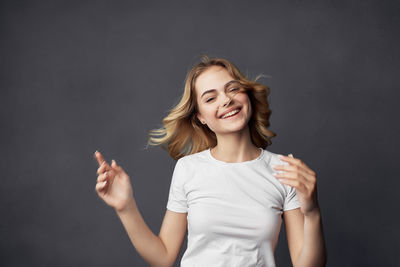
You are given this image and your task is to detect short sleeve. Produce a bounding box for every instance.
[277,156,301,211]
[283,184,301,211]
[166,159,188,213]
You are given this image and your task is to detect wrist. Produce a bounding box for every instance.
[115,196,137,215]
[304,206,321,218]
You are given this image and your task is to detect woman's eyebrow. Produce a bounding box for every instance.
[200,80,239,99]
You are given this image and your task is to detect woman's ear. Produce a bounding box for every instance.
[196,113,206,124]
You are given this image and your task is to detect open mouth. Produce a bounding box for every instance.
[220,108,241,119]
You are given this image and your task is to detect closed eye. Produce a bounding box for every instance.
[205,97,214,103]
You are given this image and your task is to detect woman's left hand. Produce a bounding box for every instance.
[272,154,319,216]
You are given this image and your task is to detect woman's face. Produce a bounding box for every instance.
[195,66,252,136]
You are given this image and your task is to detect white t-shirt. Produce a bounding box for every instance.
[166,148,301,267]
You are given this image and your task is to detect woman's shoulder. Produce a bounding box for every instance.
[178,149,209,163]
[172,150,209,179]
[263,148,288,166]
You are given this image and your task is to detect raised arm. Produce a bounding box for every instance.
[94,151,187,267]
[273,154,327,267]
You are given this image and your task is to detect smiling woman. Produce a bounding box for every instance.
[147,56,277,160]
[94,55,327,267]
[195,65,254,140]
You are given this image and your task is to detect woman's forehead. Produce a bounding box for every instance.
[195,66,235,93]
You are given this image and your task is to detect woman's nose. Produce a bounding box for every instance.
[220,92,232,107]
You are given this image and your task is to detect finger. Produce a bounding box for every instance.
[94,151,107,166]
[95,180,107,193]
[278,154,301,165]
[111,159,124,173]
[97,160,112,174]
[102,169,117,184]
[111,159,117,169]
[273,165,311,180]
[97,161,107,175]
[277,178,306,192]
[97,171,108,183]
[273,170,312,186]
[273,171,315,193]
[278,154,314,175]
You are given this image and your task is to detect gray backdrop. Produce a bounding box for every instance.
[1,0,399,266]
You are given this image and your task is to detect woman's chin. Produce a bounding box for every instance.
[215,122,248,135]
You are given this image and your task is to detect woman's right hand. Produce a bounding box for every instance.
[94,151,134,212]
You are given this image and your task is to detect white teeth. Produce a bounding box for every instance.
[221,109,240,119]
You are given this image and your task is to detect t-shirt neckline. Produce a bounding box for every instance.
[207,147,264,165]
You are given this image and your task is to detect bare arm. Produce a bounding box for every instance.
[273,154,327,266]
[116,200,187,267]
[94,151,187,267]
[284,208,327,267]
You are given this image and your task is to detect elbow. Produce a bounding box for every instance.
[149,257,174,267]
[149,255,174,267]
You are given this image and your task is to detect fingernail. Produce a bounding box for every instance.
[288,153,294,157]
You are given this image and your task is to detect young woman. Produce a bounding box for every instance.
[94,56,327,267]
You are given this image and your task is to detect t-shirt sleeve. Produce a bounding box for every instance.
[277,156,301,211]
[283,184,301,211]
[166,159,188,213]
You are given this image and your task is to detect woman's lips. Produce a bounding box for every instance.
[220,108,241,119]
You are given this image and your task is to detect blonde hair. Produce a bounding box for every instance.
[147,55,276,160]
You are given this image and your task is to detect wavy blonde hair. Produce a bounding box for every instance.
[147,55,276,160]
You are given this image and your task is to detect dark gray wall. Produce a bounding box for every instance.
[1,0,399,266]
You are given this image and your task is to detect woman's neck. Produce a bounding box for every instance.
[211,126,261,163]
